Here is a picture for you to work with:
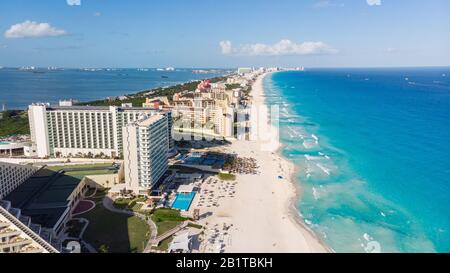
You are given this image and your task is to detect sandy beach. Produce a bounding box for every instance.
[194,73,328,253]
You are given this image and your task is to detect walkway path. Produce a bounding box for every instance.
[151,221,189,247]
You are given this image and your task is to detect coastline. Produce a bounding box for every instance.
[223,72,329,253]
[268,72,334,253]
[262,72,331,253]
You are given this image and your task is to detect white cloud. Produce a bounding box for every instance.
[220,39,337,56]
[313,1,345,9]
[94,12,102,17]
[67,0,81,6]
[219,40,233,55]
[366,0,382,6]
[4,21,67,39]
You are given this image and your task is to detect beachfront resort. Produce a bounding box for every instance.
[1,66,327,254]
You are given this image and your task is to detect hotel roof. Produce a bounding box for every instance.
[136,114,165,127]
[46,105,171,113]
[28,103,170,113]
[3,168,81,229]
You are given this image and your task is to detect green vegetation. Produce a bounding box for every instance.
[226,83,242,90]
[187,223,203,229]
[113,198,132,210]
[113,197,146,212]
[151,208,189,236]
[81,199,150,253]
[76,76,227,107]
[0,110,29,138]
[65,219,86,238]
[99,245,109,253]
[152,236,174,252]
[152,208,188,222]
[154,221,181,236]
[46,164,118,178]
[218,172,236,181]
[47,163,113,171]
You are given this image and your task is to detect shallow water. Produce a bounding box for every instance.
[265,68,450,253]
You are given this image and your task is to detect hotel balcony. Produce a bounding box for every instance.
[0,237,33,251]
[20,245,44,254]
[0,228,22,239]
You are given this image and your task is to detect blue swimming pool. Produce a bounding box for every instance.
[171,192,196,211]
[0,141,11,145]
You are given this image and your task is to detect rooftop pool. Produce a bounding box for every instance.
[171,192,196,211]
[0,141,11,145]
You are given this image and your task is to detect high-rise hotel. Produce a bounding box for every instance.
[28,102,174,159]
[123,114,169,194]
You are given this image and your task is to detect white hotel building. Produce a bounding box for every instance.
[0,162,39,200]
[123,114,169,194]
[28,103,174,159]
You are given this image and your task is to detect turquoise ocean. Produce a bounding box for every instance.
[264,68,450,253]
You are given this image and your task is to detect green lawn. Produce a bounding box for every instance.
[154,221,181,236]
[113,197,146,211]
[152,236,174,252]
[47,163,113,171]
[151,208,189,236]
[81,196,150,253]
[218,173,236,181]
[47,164,117,177]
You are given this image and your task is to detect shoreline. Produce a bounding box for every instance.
[221,72,329,253]
[262,72,332,253]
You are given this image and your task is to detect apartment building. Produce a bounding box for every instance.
[123,114,169,195]
[28,103,174,158]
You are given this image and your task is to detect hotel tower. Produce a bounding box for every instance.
[28,102,173,159]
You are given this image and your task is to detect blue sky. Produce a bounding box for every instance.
[0,0,449,68]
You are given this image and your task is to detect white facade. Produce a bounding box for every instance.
[123,114,169,195]
[214,107,235,138]
[28,104,51,158]
[28,104,173,158]
[237,67,253,75]
[0,162,39,199]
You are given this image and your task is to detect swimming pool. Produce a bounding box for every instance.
[171,192,196,211]
[0,141,11,145]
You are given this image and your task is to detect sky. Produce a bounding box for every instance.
[0,0,449,68]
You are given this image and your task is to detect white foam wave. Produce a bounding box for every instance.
[312,187,320,200]
[316,163,331,176]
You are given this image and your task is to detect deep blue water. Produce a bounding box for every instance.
[0,68,225,109]
[265,68,450,253]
